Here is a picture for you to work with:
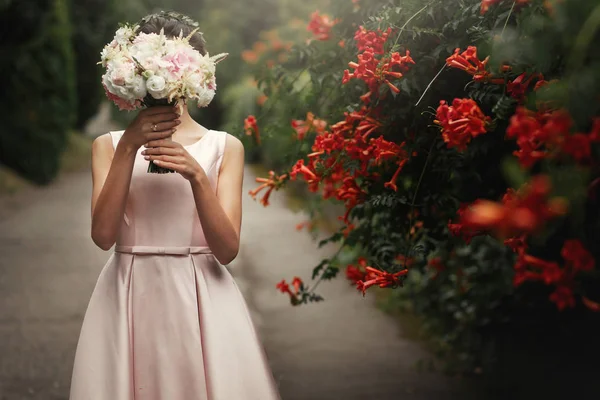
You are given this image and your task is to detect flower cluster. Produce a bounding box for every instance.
[248,170,288,207]
[291,112,328,140]
[99,24,227,110]
[241,29,294,67]
[345,257,369,283]
[356,266,408,296]
[506,72,544,102]
[344,256,409,295]
[514,239,595,310]
[276,277,304,305]
[435,98,491,151]
[250,103,408,227]
[507,108,600,168]
[452,176,567,240]
[265,28,414,228]
[353,26,392,54]
[286,106,409,222]
[448,174,592,310]
[244,115,261,145]
[307,11,339,41]
[445,46,500,83]
[448,203,486,244]
[343,26,414,103]
[480,0,531,15]
[447,47,549,107]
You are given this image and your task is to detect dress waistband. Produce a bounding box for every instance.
[114,245,212,255]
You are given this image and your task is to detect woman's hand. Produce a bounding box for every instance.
[141,139,205,182]
[120,105,181,151]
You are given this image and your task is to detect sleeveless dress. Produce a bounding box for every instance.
[69,129,281,400]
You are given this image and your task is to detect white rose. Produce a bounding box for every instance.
[117,85,134,101]
[103,72,136,103]
[109,67,128,86]
[102,73,116,93]
[146,75,167,99]
[130,75,147,99]
[132,42,162,65]
[184,72,203,89]
[195,86,215,107]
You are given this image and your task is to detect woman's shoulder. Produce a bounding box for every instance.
[205,129,241,155]
[92,131,126,156]
[210,130,244,174]
[216,130,243,158]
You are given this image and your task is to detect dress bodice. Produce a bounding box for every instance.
[108,129,227,248]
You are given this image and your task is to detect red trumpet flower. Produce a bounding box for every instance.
[355,266,408,296]
[249,170,288,207]
[244,115,261,145]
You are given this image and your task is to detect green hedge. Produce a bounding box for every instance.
[0,0,76,184]
[71,0,118,129]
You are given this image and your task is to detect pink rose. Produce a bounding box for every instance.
[164,52,192,78]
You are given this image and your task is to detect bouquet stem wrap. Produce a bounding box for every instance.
[143,95,176,174]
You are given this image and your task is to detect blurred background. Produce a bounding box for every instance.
[1,0,600,399]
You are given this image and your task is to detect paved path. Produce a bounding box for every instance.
[0,166,474,399]
[0,170,106,400]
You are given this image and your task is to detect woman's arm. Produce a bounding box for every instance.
[90,134,138,250]
[91,106,180,250]
[141,134,245,264]
[190,136,244,265]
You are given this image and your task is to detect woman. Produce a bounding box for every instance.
[69,11,281,400]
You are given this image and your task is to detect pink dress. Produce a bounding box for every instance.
[69,129,281,400]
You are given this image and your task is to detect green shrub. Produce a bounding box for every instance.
[0,0,76,184]
[243,0,600,373]
[71,0,119,129]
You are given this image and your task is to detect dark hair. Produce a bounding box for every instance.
[136,11,207,55]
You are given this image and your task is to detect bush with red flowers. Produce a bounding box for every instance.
[237,0,600,371]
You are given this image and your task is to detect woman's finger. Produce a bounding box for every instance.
[142,146,184,156]
[144,154,184,164]
[148,112,180,124]
[146,120,180,133]
[145,138,183,148]
[143,106,178,116]
[145,129,176,142]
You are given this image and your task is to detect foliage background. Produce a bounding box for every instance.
[0,0,76,183]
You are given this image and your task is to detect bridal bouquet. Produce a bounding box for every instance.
[99,22,228,173]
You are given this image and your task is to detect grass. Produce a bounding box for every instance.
[0,131,93,196]
[59,130,94,173]
[0,165,30,195]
